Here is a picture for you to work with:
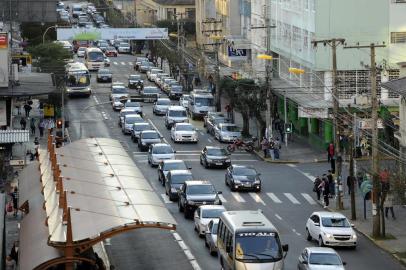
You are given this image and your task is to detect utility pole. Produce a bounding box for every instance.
[349,109,356,220]
[312,38,345,210]
[344,43,386,238]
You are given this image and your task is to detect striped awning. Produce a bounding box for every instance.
[0,130,29,143]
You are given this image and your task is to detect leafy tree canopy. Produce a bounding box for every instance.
[28,43,71,74]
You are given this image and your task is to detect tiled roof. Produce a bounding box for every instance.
[381,77,406,97]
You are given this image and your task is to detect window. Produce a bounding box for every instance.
[185,8,195,19]
[391,32,406,43]
[166,8,176,20]
[393,0,406,3]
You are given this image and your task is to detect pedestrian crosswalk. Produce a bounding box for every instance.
[112,61,134,66]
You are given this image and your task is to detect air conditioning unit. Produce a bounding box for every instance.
[353,94,370,106]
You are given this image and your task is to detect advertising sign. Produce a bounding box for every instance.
[298,107,329,119]
[0,33,7,49]
[227,46,247,58]
[359,118,384,129]
[57,28,168,41]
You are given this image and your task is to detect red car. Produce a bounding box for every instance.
[105,46,118,57]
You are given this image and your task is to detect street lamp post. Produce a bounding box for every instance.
[42,25,57,44]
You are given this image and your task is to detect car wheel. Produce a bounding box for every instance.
[184,209,190,219]
[204,159,209,169]
[200,157,203,165]
[205,239,209,248]
[318,236,324,247]
[209,248,216,256]
[206,128,210,134]
[306,228,312,241]
[225,177,228,186]
[349,245,357,250]
[162,179,165,187]
[178,201,184,212]
[230,183,236,192]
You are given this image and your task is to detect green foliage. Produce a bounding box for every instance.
[156,20,196,37]
[28,43,71,73]
[21,22,57,46]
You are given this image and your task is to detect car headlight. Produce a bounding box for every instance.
[170,187,177,193]
[187,200,195,205]
[225,158,231,162]
[352,234,357,240]
[324,232,333,238]
[206,158,213,162]
[141,141,146,145]
[86,87,91,92]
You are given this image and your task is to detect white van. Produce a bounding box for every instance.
[188,89,215,120]
[165,106,188,129]
[72,4,83,18]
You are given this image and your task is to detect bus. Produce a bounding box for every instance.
[217,210,288,270]
[65,62,91,97]
[187,89,215,120]
[84,47,104,71]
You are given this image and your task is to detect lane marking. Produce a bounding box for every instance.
[121,62,126,65]
[275,214,283,220]
[147,119,168,143]
[292,228,301,236]
[199,131,204,135]
[230,192,246,202]
[113,61,118,65]
[286,164,316,182]
[208,138,213,143]
[171,231,202,270]
[266,193,282,203]
[161,194,173,204]
[301,193,317,205]
[249,193,266,205]
[101,111,109,120]
[284,193,300,204]
[128,62,133,65]
[286,164,297,168]
[218,194,227,203]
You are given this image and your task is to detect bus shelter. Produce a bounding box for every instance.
[17,136,176,269]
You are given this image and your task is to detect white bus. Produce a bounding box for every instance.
[217,210,288,270]
[65,62,91,97]
[84,47,104,71]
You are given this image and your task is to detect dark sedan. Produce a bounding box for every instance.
[200,146,231,169]
[128,74,143,89]
[165,170,193,201]
[157,160,188,186]
[225,165,261,192]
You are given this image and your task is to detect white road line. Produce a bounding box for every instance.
[147,119,168,143]
[199,131,204,135]
[218,194,227,203]
[128,62,133,65]
[113,61,118,65]
[160,194,173,204]
[171,231,202,270]
[301,193,317,205]
[275,214,283,220]
[249,193,266,205]
[121,62,126,65]
[287,165,316,182]
[286,164,297,168]
[284,193,301,204]
[172,231,182,241]
[208,138,213,143]
[101,112,109,120]
[266,193,282,203]
[230,192,246,202]
[292,228,301,236]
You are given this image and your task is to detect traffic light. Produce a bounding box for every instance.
[56,119,63,129]
[284,123,293,133]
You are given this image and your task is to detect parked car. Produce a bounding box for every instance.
[158,160,188,185]
[117,42,131,54]
[170,123,198,143]
[168,85,183,100]
[128,74,143,89]
[225,165,261,192]
[165,170,194,201]
[147,68,163,81]
[298,247,346,270]
[147,143,175,166]
[178,180,222,219]
[131,122,151,143]
[139,61,155,73]
[194,205,226,237]
[204,112,225,128]
[162,78,177,93]
[200,146,231,169]
[105,46,118,57]
[134,57,148,71]
[213,123,242,143]
[77,47,86,57]
[138,130,162,151]
[306,211,357,248]
[122,114,144,134]
[205,219,219,256]
[205,113,227,135]
[153,98,171,115]
[96,68,112,83]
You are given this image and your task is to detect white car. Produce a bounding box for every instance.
[194,205,226,237]
[306,211,357,248]
[179,95,189,108]
[117,42,131,53]
[77,47,86,57]
[298,247,346,270]
[147,68,163,81]
[148,143,176,166]
[171,123,198,143]
[153,98,171,115]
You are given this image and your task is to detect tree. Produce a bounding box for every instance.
[156,20,196,37]
[21,22,57,46]
[28,43,71,74]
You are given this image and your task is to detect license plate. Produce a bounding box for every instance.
[215,162,223,165]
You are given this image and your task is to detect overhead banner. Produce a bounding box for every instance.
[57,28,168,41]
[298,107,329,119]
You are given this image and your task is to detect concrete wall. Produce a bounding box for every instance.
[314,0,389,71]
[388,2,406,66]
[0,0,58,23]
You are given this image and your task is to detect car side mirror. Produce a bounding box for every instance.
[190,101,194,105]
[217,191,222,194]
[314,222,320,227]
[282,244,289,252]
[343,262,347,266]
[351,223,355,228]
[173,150,177,153]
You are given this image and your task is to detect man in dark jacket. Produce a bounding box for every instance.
[314,176,322,200]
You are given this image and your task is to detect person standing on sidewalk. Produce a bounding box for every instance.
[38,119,45,137]
[30,117,36,135]
[313,176,322,201]
[319,175,330,208]
[384,190,396,220]
[20,117,26,130]
[9,187,19,217]
[273,137,281,160]
[327,143,334,162]
[24,103,32,117]
[327,170,335,198]
[260,137,269,158]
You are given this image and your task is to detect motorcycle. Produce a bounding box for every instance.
[227,137,257,153]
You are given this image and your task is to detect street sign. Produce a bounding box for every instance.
[359,118,384,129]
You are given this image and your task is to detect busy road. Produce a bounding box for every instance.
[65,53,405,270]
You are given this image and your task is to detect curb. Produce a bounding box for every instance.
[317,200,406,267]
[253,151,328,164]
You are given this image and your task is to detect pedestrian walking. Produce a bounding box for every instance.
[9,187,19,217]
[313,176,322,200]
[327,143,334,162]
[20,117,26,130]
[23,103,32,117]
[10,241,18,264]
[347,175,354,195]
[319,175,330,208]
[327,170,335,197]
[5,256,16,270]
[260,137,269,158]
[94,252,106,270]
[273,137,281,160]
[30,117,36,135]
[38,119,45,137]
[268,138,275,160]
[384,191,396,219]
[225,104,232,121]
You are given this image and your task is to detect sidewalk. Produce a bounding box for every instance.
[323,189,406,266]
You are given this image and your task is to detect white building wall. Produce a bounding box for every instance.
[388,1,406,67]
[249,0,267,76]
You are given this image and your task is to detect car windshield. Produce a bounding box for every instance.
[88,51,104,61]
[171,86,182,92]
[112,87,128,94]
[235,232,282,262]
[202,209,225,219]
[169,110,187,117]
[187,185,215,195]
[141,61,153,66]
[78,48,86,52]
[98,69,111,74]
[120,42,129,46]
[133,124,150,131]
[207,148,228,156]
[211,223,219,234]
[125,116,142,124]
[223,125,240,132]
[142,132,160,139]
[309,253,342,265]
[163,162,187,171]
[171,174,193,184]
[126,102,140,107]
[143,88,159,94]
[233,167,257,176]
[153,146,173,154]
[321,217,351,228]
[66,72,90,87]
[176,125,194,131]
[157,100,171,105]
[107,47,115,51]
[129,75,141,80]
[121,110,136,117]
[195,97,213,106]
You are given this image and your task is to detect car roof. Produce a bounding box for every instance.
[184,180,212,186]
[205,146,224,150]
[162,159,184,164]
[141,129,158,133]
[168,105,186,110]
[198,205,226,211]
[231,164,254,169]
[124,114,142,118]
[314,211,346,218]
[152,143,171,147]
[306,247,338,254]
[157,98,170,101]
[133,122,149,126]
[219,123,237,127]
[168,170,192,175]
[175,123,192,126]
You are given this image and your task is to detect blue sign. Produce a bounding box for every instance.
[228,46,247,57]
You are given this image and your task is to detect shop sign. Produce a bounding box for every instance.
[0,33,7,49]
[298,107,329,118]
[359,118,384,129]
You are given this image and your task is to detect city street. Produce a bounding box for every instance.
[66,54,405,270]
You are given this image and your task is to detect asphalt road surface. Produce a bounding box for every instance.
[66,53,405,270]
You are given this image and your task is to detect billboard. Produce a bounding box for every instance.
[0,32,8,88]
[57,28,168,41]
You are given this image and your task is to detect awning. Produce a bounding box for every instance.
[381,77,406,97]
[0,130,30,143]
[224,35,251,50]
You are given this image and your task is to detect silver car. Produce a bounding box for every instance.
[194,205,226,237]
[214,123,242,143]
[131,122,151,142]
[298,247,346,270]
[204,219,219,256]
[117,42,131,53]
[148,143,176,166]
[153,98,171,115]
[122,114,145,134]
